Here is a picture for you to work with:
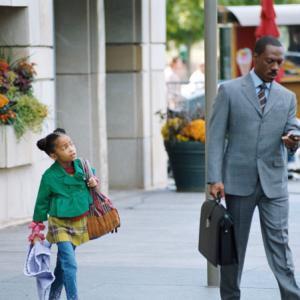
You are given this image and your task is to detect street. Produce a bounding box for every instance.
[1,183,300,299]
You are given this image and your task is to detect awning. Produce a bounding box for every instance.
[223,4,300,27]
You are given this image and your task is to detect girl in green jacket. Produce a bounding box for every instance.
[29,128,98,300]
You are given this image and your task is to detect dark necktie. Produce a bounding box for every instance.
[258,83,267,112]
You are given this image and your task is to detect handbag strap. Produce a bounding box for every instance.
[79,158,93,183]
[80,158,116,212]
[79,158,105,201]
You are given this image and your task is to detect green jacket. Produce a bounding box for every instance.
[33,159,93,222]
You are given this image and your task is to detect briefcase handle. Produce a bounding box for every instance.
[215,192,222,204]
[205,194,223,220]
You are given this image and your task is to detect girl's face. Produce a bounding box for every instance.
[51,135,77,163]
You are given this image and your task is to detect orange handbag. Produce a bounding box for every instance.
[80,159,120,240]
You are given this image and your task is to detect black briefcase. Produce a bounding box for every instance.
[198,197,238,267]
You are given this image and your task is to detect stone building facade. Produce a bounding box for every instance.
[0,0,167,227]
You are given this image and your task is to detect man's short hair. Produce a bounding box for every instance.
[254,36,282,55]
[171,56,180,65]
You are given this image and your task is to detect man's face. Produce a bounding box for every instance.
[253,44,284,82]
[173,58,183,71]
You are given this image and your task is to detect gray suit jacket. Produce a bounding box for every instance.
[207,74,300,198]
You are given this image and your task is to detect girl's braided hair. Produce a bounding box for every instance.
[36,128,66,155]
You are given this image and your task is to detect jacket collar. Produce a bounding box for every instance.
[50,159,85,182]
[249,69,272,90]
[241,73,280,117]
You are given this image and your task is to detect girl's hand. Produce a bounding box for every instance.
[32,236,42,245]
[87,176,99,188]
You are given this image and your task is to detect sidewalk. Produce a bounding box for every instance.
[1,182,300,300]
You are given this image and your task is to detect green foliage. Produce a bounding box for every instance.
[13,95,48,138]
[167,0,204,47]
[219,0,300,5]
[0,52,47,138]
[219,0,259,4]
[167,0,300,47]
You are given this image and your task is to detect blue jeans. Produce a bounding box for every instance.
[49,242,78,300]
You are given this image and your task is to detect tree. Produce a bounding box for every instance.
[167,0,204,47]
[219,0,260,4]
[167,0,204,64]
[167,0,300,49]
[167,0,300,65]
[219,0,300,5]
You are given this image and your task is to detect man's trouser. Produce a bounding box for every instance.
[221,181,300,300]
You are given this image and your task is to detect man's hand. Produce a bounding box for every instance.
[282,133,300,150]
[209,182,225,199]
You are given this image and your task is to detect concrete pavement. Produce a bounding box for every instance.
[1,182,300,299]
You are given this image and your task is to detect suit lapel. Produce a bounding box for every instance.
[263,81,280,117]
[241,74,262,117]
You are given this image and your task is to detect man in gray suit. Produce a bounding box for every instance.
[208,36,300,300]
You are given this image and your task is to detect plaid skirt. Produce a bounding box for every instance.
[46,216,89,246]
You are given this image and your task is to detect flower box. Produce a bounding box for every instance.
[0,56,48,139]
[0,125,33,168]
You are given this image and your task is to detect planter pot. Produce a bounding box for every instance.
[0,125,33,168]
[165,141,205,192]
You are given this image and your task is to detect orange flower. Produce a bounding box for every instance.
[0,110,16,124]
[0,94,9,108]
[0,113,9,122]
[181,119,206,143]
[7,110,16,118]
[0,60,9,71]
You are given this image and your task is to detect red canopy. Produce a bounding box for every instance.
[255,0,280,38]
[255,0,283,82]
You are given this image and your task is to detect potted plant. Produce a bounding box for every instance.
[0,54,48,168]
[157,108,206,192]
